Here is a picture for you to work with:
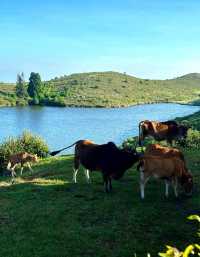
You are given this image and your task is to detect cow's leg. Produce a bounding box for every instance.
[140,171,145,199]
[20,166,24,175]
[27,162,33,172]
[11,164,17,177]
[73,169,79,183]
[11,169,17,178]
[73,156,80,183]
[108,177,112,191]
[139,170,150,199]
[102,173,109,193]
[172,177,178,197]
[165,180,170,198]
[84,169,90,183]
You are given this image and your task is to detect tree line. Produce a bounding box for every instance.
[16,72,43,105]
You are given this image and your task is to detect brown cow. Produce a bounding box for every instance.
[138,120,188,146]
[51,140,140,192]
[137,155,193,199]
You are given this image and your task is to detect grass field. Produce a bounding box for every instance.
[1,72,200,107]
[0,150,199,257]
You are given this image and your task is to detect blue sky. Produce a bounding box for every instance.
[0,0,200,82]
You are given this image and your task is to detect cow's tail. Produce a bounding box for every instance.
[138,121,144,147]
[137,159,144,172]
[50,140,81,156]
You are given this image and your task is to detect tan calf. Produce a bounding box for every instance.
[7,152,38,176]
[137,155,193,199]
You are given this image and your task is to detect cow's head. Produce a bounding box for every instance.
[178,125,189,140]
[28,154,38,163]
[180,171,193,196]
[122,148,141,163]
[139,121,148,146]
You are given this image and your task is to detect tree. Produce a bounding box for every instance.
[27,72,42,101]
[16,72,26,98]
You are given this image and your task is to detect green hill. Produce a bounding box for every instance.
[1,71,200,107]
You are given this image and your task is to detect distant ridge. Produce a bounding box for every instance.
[176,73,200,80]
[1,71,200,107]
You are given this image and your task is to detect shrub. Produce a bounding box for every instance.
[122,136,158,151]
[0,131,49,173]
[40,97,66,107]
[176,129,200,149]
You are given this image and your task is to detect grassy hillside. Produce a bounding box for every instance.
[0,83,16,106]
[1,71,200,107]
[0,150,199,257]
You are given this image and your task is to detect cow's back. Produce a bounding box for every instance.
[145,144,184,161]
[9,152,27,165]
[141,155,184,178]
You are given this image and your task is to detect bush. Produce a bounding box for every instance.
[40,97,66,107]
[176,129,200,149]
[122,136,158,151]
[0,131,49,173]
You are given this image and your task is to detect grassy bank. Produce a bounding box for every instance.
[1,71,200,107]
[0,150,199,257]
[177,110,200,130]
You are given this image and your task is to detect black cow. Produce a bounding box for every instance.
[51,140,140,192]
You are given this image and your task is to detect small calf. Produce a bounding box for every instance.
[137,155,193,199]
[7,152,38,177]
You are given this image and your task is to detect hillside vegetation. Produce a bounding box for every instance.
[0,83,16,106]
[1,72,200,107]
[177,110,200,131]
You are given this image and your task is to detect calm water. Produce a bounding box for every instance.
[0,103,199,153]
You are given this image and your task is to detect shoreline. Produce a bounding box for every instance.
[0,99,198,109]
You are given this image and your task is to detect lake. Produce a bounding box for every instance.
[0,103,199,153]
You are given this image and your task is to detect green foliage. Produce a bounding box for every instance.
[159,215,200,257]
[0,131,49,173]
[16,72,27,98]
[27,72,43,101]
[40,96,66,107]
[176,129,200,149]
[177,111,200,131]
[122,136,159,151]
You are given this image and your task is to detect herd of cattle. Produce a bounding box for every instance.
[7,119,193,199]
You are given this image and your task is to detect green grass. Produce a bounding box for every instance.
[0,151,199,257]
[1,71,200,107]
[177,110,200,131]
